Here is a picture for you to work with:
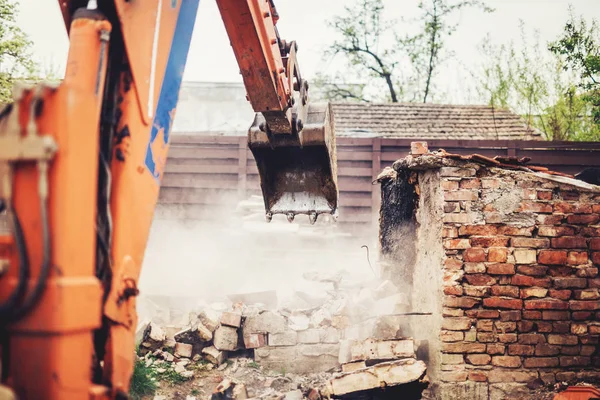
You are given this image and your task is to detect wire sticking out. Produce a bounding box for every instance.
[361,245,377,277]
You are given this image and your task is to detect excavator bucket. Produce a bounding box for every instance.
[248,103,338,224]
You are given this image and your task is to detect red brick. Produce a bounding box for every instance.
[537,214,565,225]
[500,311,521,321]
[495,321,517,332]
[549,289,572,300]
[465,310,499,319]
[553,321,571,333]
[574,289,600,300]
[511,274,551,287]
[445,202,460,213]
[561,191,580,201]
[444,239,471,249]
[553,277,587,289]
[442,317,473,331]
[593,252,600,265]
[514,249,537,264]
[442,180,459,191]
[445,190,478,201]
[463,286,490,297]
[492,355,521,368]
[576,267,598,277]
[488,248,508,263]
[441,331,464,342]
[511,238,549,248]
[444,296,482,309]
[581,227,600,237]
[486,344,505,355]
[443,226,459,238]
[508,344,534,356]
[522,310,542,319]
[572,311,593,320]
[537,191,553,200]
[551,237,587,249]
[498,335,517,343]
[518,320,534,332]
[440,371,469,382]
[465,274,497,286]
[592,239,600,251]
[524,357,559,368]
[470,236,510,248]
[463,248,486,262]
[571,323,588,335]
[466,354,491,365]
[442,342,486,353]
[591,325,600,334]
[538,250,568,265]
[476,320,494,331]
[483,297,523,310]
[477,332,497,343]
[468,371,488,382]
[567,214,600,225]
[581,345,596,356]
[591,278,600,288]
[538,226,576,237]
[444,286,464,296]
[460,179,481,189]
[524,299,569,310]
[560,356,591,367]
[520,287,548,299]
[594,205,600,213]
[537,322,553,332]
[487,263,515,275]
[548,334,578,345]
[554,202,592,214]
[560,346,579,355]
[548,266,576,278]
[536,344,560,356]
[517,265,548,277]
[498,226,535,236]
[464,262,486,274]
[520,201,552,213]
[458,225,499,236]
[542,311,570,320]
[481,178,501,189]
[490,285,519,298]
[570,300,600,311]
[568,252,589,265]
[445,258,463,270]
[519,333,546,344]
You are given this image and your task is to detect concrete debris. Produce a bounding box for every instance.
[243,332,266,349]
[231,383,249,399]
[330,358,427,396]
[202,346,226,366]
[244,311,287,334]
[198,309,220,332]
[282,389,303,400]
[220,311,243,328]
[288,314,310,331]
[268,330,298,346]
[214,325,239,351]
[342,361,367,373]
[227,290,278,310]
[175,342,193,358]
[350,338,415,362]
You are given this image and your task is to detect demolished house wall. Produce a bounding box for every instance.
[380,151,600,399]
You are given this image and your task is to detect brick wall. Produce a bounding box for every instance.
[380,153,600,399]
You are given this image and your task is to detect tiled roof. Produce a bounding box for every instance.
[331,103,543,140]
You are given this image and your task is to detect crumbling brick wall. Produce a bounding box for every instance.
[380,152,600,399]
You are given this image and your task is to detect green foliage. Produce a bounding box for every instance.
[130,359,158,400]
[0,0,36,103]
[247,361,260,369]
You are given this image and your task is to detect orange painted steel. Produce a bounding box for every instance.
[554,386,600,400]
[0,12,110,400]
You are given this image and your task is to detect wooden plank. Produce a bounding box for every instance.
[337,151,373,161]
[168,147,240,159]
[162,175,239,189]
[165,164,239,174]
[171,134,242,145]
[371,138,381,215]
[238,136,248,199]
[158,188,238,204]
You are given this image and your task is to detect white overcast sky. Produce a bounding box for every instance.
[17,0,600,103]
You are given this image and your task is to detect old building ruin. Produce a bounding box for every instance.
[378,144,600,399]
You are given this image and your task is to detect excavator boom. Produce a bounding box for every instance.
[0,0,338,398]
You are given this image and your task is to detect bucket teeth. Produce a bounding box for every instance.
[286,213,295,223]
[309,212,317,225]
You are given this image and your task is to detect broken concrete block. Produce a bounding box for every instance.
[164,325,180,340]
[214,325,239,351]
[283,390,303,400]
[232,383,248,399]
[196,322,213,342]
[202,346,226,365]
[297,329,320,344]
[243,333,266,349]
[350,338,415,362]
[221,312,242,328]
[320,327,340,344]
[342,361,367,373]
[198,309,220,332]
[373,280,399,300]
[227,290,278,309]
[174,363,186,374]
[255,344,340,374]
[244,311,286,334]
[310,308,332,328]
[164,339,176,349]
[163,352,174,362]
[175,342,193,358]
[268,330,298,346]
[339,340,352,364]
[288,314,310,331]
[180,370,194,378]
[142,322,166,350]
[330,358,426,396]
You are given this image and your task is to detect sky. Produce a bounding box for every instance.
[17,0,600,103]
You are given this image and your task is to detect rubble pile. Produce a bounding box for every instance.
[137,271,428,398]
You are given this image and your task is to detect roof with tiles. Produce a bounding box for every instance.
[331,102,543,140]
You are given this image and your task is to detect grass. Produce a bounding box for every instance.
[130,359,158,400]
[247,361,260,369]
[191,388,200,396]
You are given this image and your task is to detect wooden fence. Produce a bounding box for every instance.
[159,135,600,227]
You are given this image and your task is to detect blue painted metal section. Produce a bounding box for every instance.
[145,0,199,181]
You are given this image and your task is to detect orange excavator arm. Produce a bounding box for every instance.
[0,1,337,399]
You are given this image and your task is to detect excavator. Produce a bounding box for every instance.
[0,0,338,398]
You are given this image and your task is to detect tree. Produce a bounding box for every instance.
[549,9,600,128]
[320,0,491,103]
[0,0,35,103]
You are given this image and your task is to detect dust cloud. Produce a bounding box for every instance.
[137,191,379,323]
